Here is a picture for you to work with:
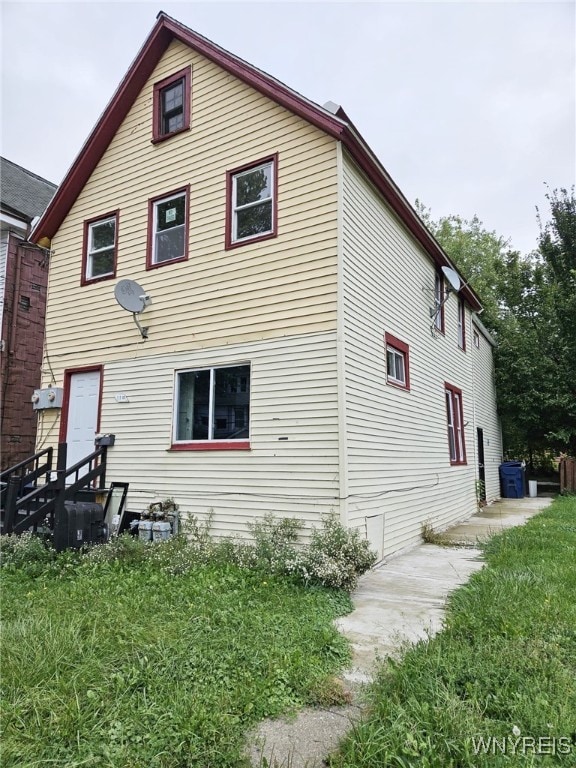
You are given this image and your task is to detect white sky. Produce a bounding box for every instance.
[1,1,574,255]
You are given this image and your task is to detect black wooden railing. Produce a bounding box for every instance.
[1,443,107,537]
[0,447,53,510]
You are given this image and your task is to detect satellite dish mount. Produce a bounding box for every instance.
[114,279,152,339]
[429,266,462,335]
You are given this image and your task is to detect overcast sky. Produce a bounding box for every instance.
[1,1,574,255]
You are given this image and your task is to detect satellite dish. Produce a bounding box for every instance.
[441,266,462,293]
[114,279,152,340]
[114,279,151,313]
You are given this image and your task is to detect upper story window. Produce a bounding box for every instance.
[152,67,191,143]
[473,330,480,348]
[458,298,466,350]
[82,211,118,285]
[147,187,189,269]
[445,382,467,465]
[433,271,445,333]
[226,155,277,249]
[385,332,410,390]
[173,364,251,450]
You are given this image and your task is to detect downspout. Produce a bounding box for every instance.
[336,142,349,527]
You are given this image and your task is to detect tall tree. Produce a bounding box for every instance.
[420,188,576,460]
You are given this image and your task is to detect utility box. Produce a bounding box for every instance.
[499,461,525,499]
[31,387,63,410]
[53,501,107,551]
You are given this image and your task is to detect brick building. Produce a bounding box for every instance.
[1,158,57,469]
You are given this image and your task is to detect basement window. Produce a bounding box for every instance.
[172,364,251,450]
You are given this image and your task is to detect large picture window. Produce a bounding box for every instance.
[147,187,189,268]
[226,155,277,248]
[173,364,251,449]
[445,382,466,465]
[152,67,191,143]
[82,212,118,284]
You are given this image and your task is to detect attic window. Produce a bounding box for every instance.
[152,67,191,143]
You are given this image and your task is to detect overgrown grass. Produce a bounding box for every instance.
[333,495,576,767]
[0,547,352,767]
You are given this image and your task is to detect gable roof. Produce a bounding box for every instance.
[31,11,482,311]
[1,157,57,224]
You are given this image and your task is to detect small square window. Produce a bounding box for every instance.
[147,187,189,269]
[226,155,278,249]
[385,332,410,390]
[173,364,251,450]
[152,67,191,143]
[445,382,467,465]
[82,212,118,284]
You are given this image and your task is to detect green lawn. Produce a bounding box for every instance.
[0,545,351,767]
[333,495,576,767]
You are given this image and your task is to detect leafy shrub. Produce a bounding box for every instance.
[296,515,378,590]
[0,533,55,576]
[2,511,377,591]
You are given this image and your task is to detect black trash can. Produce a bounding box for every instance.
[499,461,525,499]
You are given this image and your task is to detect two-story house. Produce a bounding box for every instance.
[30,12,501,559]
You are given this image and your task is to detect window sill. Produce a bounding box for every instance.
[169,441,251,452]
[225,231,276,251]
[386,379,410,392]
[81,272,116,286]
[449,459,467,466]
[151,126,190,145]
[146,255,188,271]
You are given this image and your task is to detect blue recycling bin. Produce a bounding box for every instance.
[499,461,525,499]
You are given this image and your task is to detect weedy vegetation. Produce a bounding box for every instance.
[0,513,375,768]
[332,495,576,767]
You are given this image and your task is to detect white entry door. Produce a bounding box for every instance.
[65,369,101,470]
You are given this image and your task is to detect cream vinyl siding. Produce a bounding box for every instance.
[471,320,502,501]
[92,332,339,538]
[44,39,338,366]
[341,152,478,558]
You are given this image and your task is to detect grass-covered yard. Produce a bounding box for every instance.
[0,535,353,768]
[333,494,576,767]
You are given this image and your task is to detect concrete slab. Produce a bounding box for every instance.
[246,496,553,767]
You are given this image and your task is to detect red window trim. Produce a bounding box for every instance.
[151,66,192,144]
[444,382,467,465]
[169,441,251,451]
[434,271,445,334]
[458,298,467,351]
[81,210,119,286]
[225,153,278,250]
[384,332,411,391]
[59,365,104,443]
[146,185,190,270]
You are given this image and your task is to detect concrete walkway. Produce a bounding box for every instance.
[246,496,552,767]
